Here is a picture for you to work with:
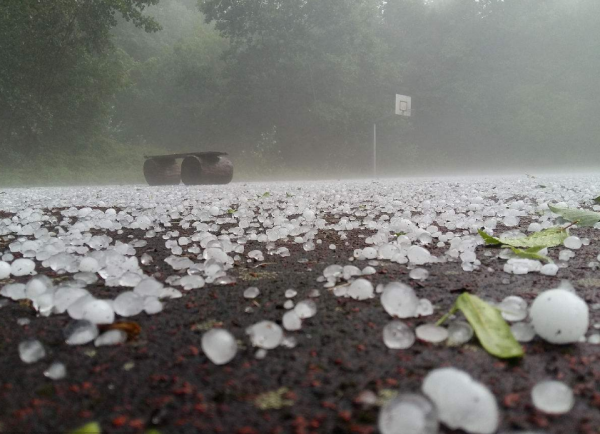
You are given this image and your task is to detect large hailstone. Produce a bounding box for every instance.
[378,393,439,434]
[0,261,11,279]
[381,282,420,318]
[201,329,238,365]
[422,368,499,434]
[529,289,589,344]
[347,278,374,300]
[246,321,284,349]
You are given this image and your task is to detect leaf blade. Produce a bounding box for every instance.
[68,422,102,434]
[455,293,524,359]
[548,204,600,227]
[478,227,567,249]
[508,246,551,263]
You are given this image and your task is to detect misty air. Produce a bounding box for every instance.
[1,1,600,433]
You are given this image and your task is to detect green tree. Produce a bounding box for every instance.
[200,0,403,172]
[0,0,160,163]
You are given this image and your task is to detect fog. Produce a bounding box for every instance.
[1,0,599,185]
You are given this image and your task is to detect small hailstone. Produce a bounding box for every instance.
[94,329,127,347]
[134,278,164,297]
[323,264,343,280]
[498,296,528,322]
[25,276,51,300]
[284,300,294,309]
[381,282,420,318]
[382,321,416,349]
[1,283,26,300]
[302,241,315,251]
[540,263,558,276]
[347,278,374,300]
[64,320,99,345]
[143,296,163,314]
[530,289,589,344]
[119,272,143,287]
[113,291,144,317]
[214,275,236,285]
[178,275,205,290]
[416,299,434,317]
[66,295,95,320]
[510,322,536,342]
[19,339,46,364]
[244,287,260,299]
[0,261,11,279]
[447,321,474,346]
[201,329,238,365]
[422,367,499,434]
[355,390,378,406]
[281,335,297,348]
[285,289,297,298]
[246,321,283,349]
[308,289,320,298]
[255,348,268,359]
[378,394,439,434]
[531,380,574,414]
[409,268,429,281]
[10,258,36,276]
[53,287,88,314]
[361,266,376,275]
[140,253,153,265]
[283,310,302,331]
[303,209,315,221]
[44,361,67,380]
[78,257,99,273]
[329,244,336,250]
[362,247,378,259]
[588,334,600,344]
[74,272,98,285]
[81,299,115,324]
[416,324,448,344]
[294,299,317,319]
[407,246,431,265]
[17,318,30,326]
[343,265,362,280]
[563,236,582,250]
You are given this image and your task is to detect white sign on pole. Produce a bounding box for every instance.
[395,94,412,117]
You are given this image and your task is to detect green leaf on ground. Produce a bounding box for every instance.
[478,227,567,249]
[254,387,294,410]
[394,232,407,237]
[478,228,502,245]
[69,422,101,434]
[593,196,600,204]
[548,204,600,227]
[227,208,236,214]
[455,293,524,359]
[508,246,551,263]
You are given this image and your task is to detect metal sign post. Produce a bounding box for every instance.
[373,123,377,178]
[373,94,411,178]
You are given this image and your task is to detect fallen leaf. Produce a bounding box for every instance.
[68,422,101,434]
[508,246,551,263]
[438,293,524,359]
[98,322,141,340]
[548,204,600,227]
[478,227,567,249]
[455,294,524,359]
